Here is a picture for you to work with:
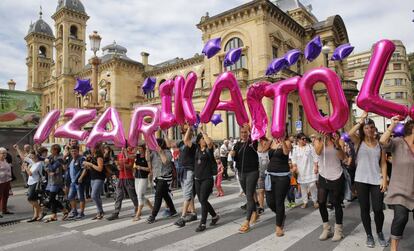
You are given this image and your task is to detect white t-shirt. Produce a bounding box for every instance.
[355,142,382,185]
[291,144,318,184]
[317,145,343,181]
[27,162,44,186]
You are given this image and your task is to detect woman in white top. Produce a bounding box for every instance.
[291,133,319,209]
[314,132,346,242]
[348,111,388,248]
[23,150,43,222]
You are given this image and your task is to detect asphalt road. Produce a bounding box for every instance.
[0,181,413,251]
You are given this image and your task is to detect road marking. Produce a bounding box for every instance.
[0,230,78,251]
[112,193,242,245]
[240,209,321,251]
[333,209,393,251]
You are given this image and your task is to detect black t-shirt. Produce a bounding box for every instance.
[233,140,259,173]
[194,147,215,180]
[267,148,289,173]
[178,141,196,171]
[88,153,105,180]
[135,153,149,179]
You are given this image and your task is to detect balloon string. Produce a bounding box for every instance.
[15,127,38,145]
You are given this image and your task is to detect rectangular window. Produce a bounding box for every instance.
[395,78,403,86]
[272,46,278,59]
[395,92,404,99]
[383,79,392,86]
[172,126,182,141]
[393,63,401,70]
[227,112,240,139]
[383,93,391,99]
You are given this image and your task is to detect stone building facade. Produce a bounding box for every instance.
[25,0,358,143]
[347,40,413,132]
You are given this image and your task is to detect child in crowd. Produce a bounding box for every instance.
[215,158,224,197]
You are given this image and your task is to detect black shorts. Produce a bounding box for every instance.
[27,184,39,201]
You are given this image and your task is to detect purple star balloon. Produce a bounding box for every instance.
[74,78,93,97]
[202,38,221,59]
[223,48,242,67]
[142,77,156,95]
[193,113,201,129]
[284,49,301,66]
[393,123,405,137]
[340,132,351,143]
[265,58,288,76]
[211,114,223,126]
[304,36,322,62]
[331,43,354,61]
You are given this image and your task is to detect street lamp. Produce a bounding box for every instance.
[322,44,331,115]
[88,31,102,106]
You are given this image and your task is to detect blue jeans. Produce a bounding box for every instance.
[91,179,104,214]
[68,183,85,202]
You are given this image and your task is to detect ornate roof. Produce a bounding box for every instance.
[102,41,128,55]
[56,0,86,14]
[27,10,54,38]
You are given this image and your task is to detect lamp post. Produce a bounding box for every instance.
[322,44,331,115]
[89,31,102,107]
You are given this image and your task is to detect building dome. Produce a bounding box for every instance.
[102,41,128,55]
[56,0,86,14]
[27,13,54,38]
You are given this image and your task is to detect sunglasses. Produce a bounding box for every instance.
[300,138,306,140]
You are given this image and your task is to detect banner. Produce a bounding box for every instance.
[0,89,41,128]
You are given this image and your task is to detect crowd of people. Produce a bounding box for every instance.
[0,117,413,251]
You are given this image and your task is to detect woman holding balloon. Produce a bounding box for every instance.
[314,132,346,242]
[347,111,388,248]
[380,117,414,251]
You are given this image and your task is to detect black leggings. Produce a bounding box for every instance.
[195,178,216,225]
[49,191,64,214]
[151,179,176,218]
[356,182,384,236]
[265,175,290,226]
[318,175,344,224]
[390,205,414,240]
[239,170,259,221]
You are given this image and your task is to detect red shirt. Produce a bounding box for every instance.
[117,152,135,179]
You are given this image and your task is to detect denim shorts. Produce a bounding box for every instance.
[181,169,194,201]
[68,183,85,202]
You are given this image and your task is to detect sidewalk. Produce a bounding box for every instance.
[0,187,33,226]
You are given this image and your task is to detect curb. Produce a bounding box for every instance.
[0,215,32,227]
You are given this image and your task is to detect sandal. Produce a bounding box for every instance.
[27,217,38,223]
[132,216,141,222]
[62,213,69,221]
[238,224,250,234]
[44,218,57,223]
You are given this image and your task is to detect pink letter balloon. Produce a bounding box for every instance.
[128,106,160,150]
[86,107,126,148]
[357,40,409,119]
[298,67,349,133]
[265,77,300,139]
[200,72,249,126]
[54,108,96,140]
[174,73,197,125]
[247,82,270,141]
[33,109,60,144]
[159,79,176,130]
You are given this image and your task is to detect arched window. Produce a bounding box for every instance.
[39,46,46,57]
[70,25,78,38]
[224,37,247,71]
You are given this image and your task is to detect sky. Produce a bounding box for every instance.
[0,0,413,91]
